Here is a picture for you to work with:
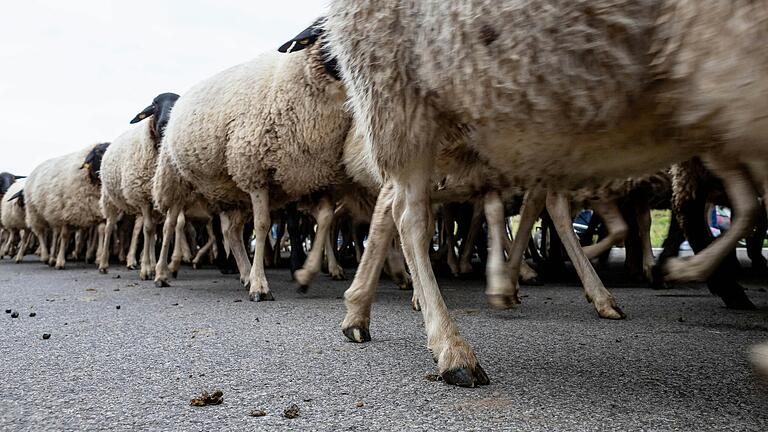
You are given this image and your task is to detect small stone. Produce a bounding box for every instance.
[113,288,120,291]
[303,398,312,402]
[677,316,685,323]
[249,409,267,417]
[29,312,36,317]
[113,275,121,279]
[233,299,243,303]
[4,309,11,314]
[11,311,19,318]
[172,303,179,306]
[355,401,365,408]
[116,305,121,310]
[42,333,51,340]
[283,404,300,419]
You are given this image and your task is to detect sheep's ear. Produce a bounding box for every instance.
[14,175,25,180]
[278,18,325,53]
[8,190,23,202]
[130,104,155,124]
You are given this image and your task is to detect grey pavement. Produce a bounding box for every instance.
[1,253,767,431]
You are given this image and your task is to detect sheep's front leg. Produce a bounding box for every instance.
[484,190,516,308]
[324,226,346,281]
[139,206,156,280]
[582,200,628,261]
[192,219,215,269]
[458,200,483,274]
[634,199,655,282]
[547,191,625,319]
[168,211,186,277]
[664,158,758,282]
[126,216,142,270]
[1,230,15,258]
[247,190,273,302]
[54,226,70,270]
[384,235,411,290]
[222,209,252,287]
[99,209,120,274]
[342,183,397,342]
[48,228,60,267]
[14,230,30,263]
[294,196,335,290]
[393,168,488,387]
[154,204,181,287]
[502,187,546,308]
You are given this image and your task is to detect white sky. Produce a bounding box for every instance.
[0,0,327,175]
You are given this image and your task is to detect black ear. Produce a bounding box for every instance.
[14,175,25,180]
[278,17,325,53]
[130,104,155,124]
[8,190,23,203]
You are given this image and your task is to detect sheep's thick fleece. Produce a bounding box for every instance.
[25,145,103,230]
[327,0,768,186]
[101,123,160,215]
[1,181,26,230]
[158,44,350,210]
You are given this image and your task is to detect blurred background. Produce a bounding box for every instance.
[0,0,326,174]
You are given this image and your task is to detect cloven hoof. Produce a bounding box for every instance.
[126,264,137,271]
[249,292,275,302]
[343,326,371,343]
[155,280,170,288]
[99,268,108,274]
[441,364,490,387]
[297,285,309,294]
[720,290,756,311]
[487,294,519,310]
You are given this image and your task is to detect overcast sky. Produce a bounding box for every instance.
[0,1,327,175]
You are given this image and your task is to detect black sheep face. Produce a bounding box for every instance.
[0,172,24,196]
[130,92,181,144]
[81,143,111,185]
[277,17,341,81]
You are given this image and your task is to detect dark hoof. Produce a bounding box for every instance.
[99,268,108,274]
[650,265,669,290]
[249,292,275,302]
[192,263,198,270]
[720,291,756,310]
[441,364,490,387]
[487,294,519,310]
[343,326,371,343]
[297,285,309,294]
[155,280,170,288]
[126,265,137,270]
[171,271,178,279]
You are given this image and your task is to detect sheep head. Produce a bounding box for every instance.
[130,92,180,146]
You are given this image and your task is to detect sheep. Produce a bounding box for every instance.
[98,92,179,278]
[327,0,768,386]
[152,19,352,300]
[1,181,29,262]
[25,143,110,269]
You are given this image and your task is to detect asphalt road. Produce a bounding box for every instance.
[1,253,767,431]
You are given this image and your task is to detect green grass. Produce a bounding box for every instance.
[650,210,671,248]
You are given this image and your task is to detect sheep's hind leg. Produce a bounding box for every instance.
[664,159,758,282]
[458,200,483,275]
[222,209,252,288]
[15,230,30,263]
[393,165,488,387]
[126,216,142,270]
[139,206,156,280]
[154,205,181,287]
[168,211,186,278]
[192,219,215,269]
[294,196,335,291]
[581,200,628,262]
[498,187,546,309]
[342,183,397,343]
[247,190,273,302]
[54,226,70,270]
[484,190,516,308]
[324,227,346,281]
[547,191,625,319]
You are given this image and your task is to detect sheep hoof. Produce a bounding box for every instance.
[594,300,626,320]
[249,292,274,302]
[99,268,108,274]
[397,278,413,291]
[55,264,65,270]
[297,285,309,294]
[487,294,519,310]
[441,364,490,388]
[343,326,371,343]
[411,295,421,312]
[126,264,137,270]
[192,263,199,270]
[172,271,178,279]
[155,280,170,288]
[720,290,756,310]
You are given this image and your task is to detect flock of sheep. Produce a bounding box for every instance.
[1,0,768,387]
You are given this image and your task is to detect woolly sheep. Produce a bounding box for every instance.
[25,143,110,269]
[152,19,351,301]
[1,180,29,262]
[98,93,179,278]
[328,0,768,386]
